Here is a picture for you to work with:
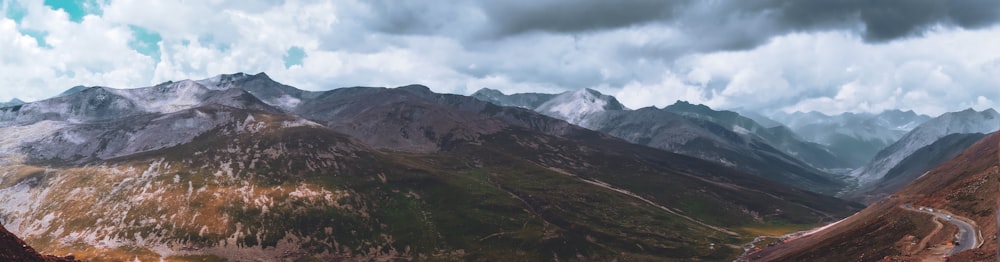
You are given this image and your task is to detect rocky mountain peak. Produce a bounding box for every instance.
[0,98,24,108]
[535,88,626,126]
[196,72,259,89]
[397,84,433,95]
[471,88,504,98]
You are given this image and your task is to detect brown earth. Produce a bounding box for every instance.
[0,223,80,262]
[747,132,1000,261]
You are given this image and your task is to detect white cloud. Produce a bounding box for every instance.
[614,71,721,109]
[0,1,997,117]
[665,28,1000,116]
[0,0,153,101]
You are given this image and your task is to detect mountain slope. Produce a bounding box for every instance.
[534,88,627,127]
[849,108,1000,186]
[665,101,851,171]
[0,74,862,261]
[0,224,78,262]
[0,98,24,108]
[765,110,931,167]
[750,132,999,261]
[473,89,848,194]
[196,72,318,111]
[583,107,847,194]
[57,86,88,97]
[847,133,986,203]
[471,88,554,109]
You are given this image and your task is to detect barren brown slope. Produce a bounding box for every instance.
[750,132,999,261]
[0,224,78,262]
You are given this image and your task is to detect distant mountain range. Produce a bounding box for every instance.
[663,102,852,171]
[0,73,861,261]
[0,98,23,108]
[474,88,850,194]
[2,74,992,260]
[475,87,998,206]
[751,131,999,261]
[843,108,1000,199]
[755,110,931,168]
[845,132,986,203]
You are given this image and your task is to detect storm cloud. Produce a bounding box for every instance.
[363,0,1000,49]
[771,0,1000,42]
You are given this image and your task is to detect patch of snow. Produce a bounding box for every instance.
[732,125,750,135]
[196,75,225,89]
[281,118,322,128]
[60,130,87,145]
[0,173,57,237]
[536,89,621,127]
[0,121,67,164]
[237,114,266,133]
[111,80,208,114]
[268,95,301,109]
[196,73,250,89]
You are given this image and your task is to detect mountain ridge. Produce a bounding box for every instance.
[0,98,24,108]
[750,131,999,261]
[474,88,849,194]
[760,109,932,167]
[0,73,862,261]
[848,107,1000,186]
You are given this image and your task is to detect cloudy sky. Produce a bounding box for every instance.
[1,0,998,116]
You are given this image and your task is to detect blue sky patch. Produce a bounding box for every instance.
[3,0,28,22]
[21,29,51,48]
[128,25,162,62]
[43,0,102,23]
[197,34,231,52]
[284,46,307,68]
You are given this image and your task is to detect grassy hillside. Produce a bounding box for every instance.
[1,109,862,261]
[751,132,999,261]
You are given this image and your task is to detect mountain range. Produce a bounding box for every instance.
[751,110,931,168]
[473,88,1000,205]
[1,73,994,260]
[844,133,986,203]
[750,131,999,261]
[474,88,850,194]
[844,108,1000,199]
[0,98,24,108]
[0,73,862,261]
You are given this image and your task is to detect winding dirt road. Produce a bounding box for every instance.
[902,205,979,255]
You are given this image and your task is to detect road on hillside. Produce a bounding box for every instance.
[903,205,978,255]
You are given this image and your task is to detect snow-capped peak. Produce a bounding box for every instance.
[535,88,626,127]
[111,80,210,113]
[196,72,253,90]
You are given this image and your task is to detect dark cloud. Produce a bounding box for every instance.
[769,0,1000,42]
[358,0,686,40]
[364,1,474,35]
[477,0,683,36]
[360,0,1000,50]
